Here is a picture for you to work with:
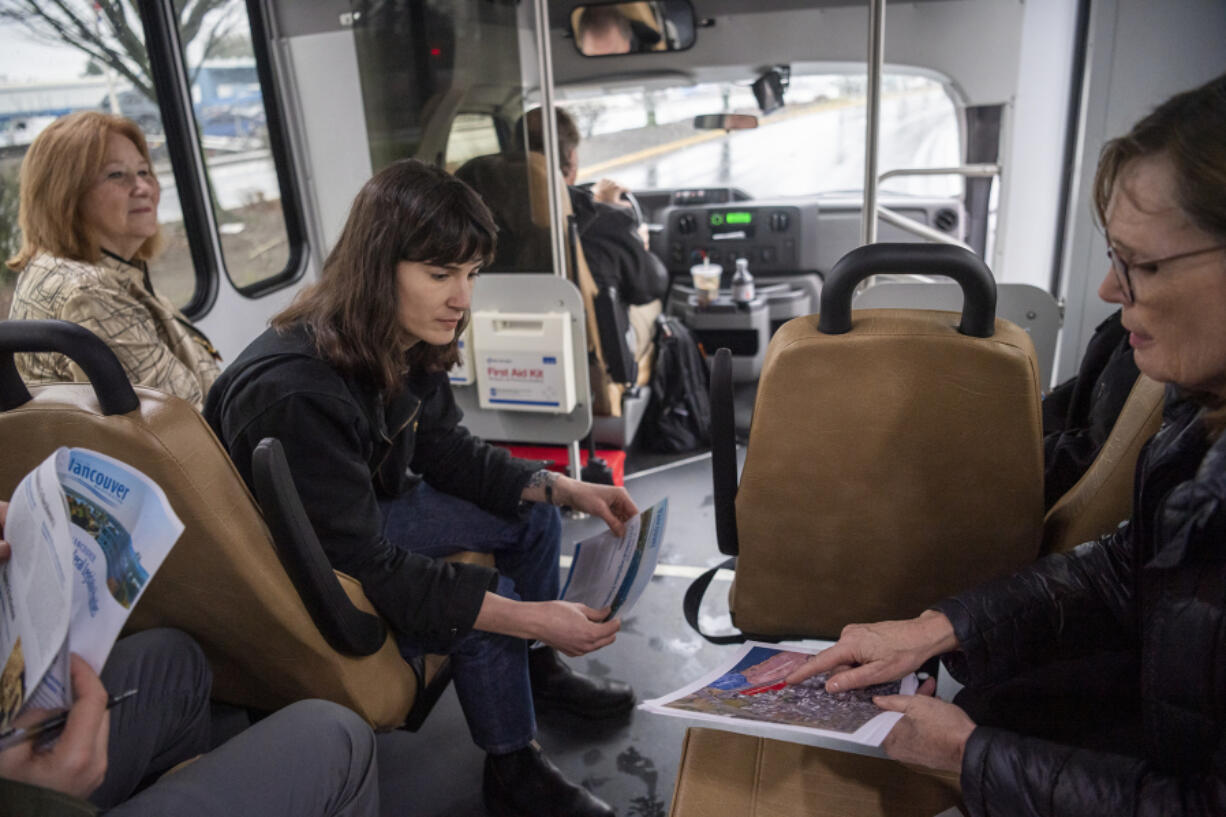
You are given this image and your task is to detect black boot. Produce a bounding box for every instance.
[528,646,635,719]
[484,742,614,817]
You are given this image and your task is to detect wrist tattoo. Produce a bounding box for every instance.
[529,469,559,505]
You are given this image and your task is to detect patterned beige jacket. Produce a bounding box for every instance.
[8,251,221,410]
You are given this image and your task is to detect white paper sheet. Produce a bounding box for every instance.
[641,641,918,748]
[560,498,667,620]
[0,448,183,729]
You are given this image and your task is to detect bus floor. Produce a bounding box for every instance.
[375,450,749,817]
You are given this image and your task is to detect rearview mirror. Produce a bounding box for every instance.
[692,113,759,131]
[570,1,697,56]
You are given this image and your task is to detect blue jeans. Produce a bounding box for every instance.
[380,482,561,754]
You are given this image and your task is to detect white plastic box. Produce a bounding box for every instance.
[471,310,576,413]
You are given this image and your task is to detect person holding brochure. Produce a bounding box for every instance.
[205,158,638,817]
[0,500,382,817]
[784,74,1226,817]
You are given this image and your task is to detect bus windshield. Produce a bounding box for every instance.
[555,72,962,200]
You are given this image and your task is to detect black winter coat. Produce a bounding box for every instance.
[933,393,1226,817]
[1041,310,1140,508]
[204,325,538,651]
[569,186,670,306]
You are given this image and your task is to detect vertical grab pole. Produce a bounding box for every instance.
[861,0,885,246]
[531,0,585,488]
[531,0,571,288]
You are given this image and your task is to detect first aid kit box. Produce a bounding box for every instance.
[471,310,576,413]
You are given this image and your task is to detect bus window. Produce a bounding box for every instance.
[171,3,293,294]
[0,15,199,312]
[0,1,302,316]
[445,113,502,172]
[352,0,552,273]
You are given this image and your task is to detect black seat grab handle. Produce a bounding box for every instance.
[252,438,386,657]
[710,348,739,556]
[818,243,997,338]
[0,320,140,415]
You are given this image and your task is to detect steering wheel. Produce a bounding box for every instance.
[620,189,645,226]
[579,181,644,226]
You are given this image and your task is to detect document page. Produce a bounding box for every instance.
[57,448,184,670]
[560,498,667,620]
[1,454,74,729]
[641,641,918,748]
[0,448,183,729]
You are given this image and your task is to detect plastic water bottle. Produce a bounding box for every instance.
[732,257,755,307]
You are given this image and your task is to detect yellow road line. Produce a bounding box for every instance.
[579,130,727,177]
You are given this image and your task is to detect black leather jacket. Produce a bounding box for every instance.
[569,186,670,306]
[204,324,538,650]
[934,393,1226,817]
[1041,310,1139,508]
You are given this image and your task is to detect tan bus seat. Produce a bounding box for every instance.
[669,727,963,817]
[716,244,1044,639]
[1041,373,1165,555]
[0,319,481,730]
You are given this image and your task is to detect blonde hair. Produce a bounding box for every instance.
[6,111,161,272]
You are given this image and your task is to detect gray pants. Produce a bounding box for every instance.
[95,629,379,817]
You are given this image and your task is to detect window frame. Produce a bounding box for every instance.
[136,0,308,318]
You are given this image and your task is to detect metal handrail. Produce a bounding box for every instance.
[874,164,1001,248]
[876,206,971,250]
[878,164,1000,183]
[531,0,569,285]
[861,0,885,246]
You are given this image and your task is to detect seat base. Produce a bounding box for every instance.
[592,387,651,449]
[669,727,963,817]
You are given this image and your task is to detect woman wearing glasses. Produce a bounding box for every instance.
[6,112,220,410]
[785,73,1226,816]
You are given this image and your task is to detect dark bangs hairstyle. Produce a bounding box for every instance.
[1091,72,1226,434]
[273,158,496,393]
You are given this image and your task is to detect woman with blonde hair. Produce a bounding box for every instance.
[7,111,220,409]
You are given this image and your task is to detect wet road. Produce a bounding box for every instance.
[584,91,960,201]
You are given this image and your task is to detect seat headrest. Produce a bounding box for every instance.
[456,152,567,272]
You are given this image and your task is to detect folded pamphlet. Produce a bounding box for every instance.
[0,448,183,731]
[560,498,667,621]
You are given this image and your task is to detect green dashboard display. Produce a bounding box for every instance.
[710,211,752,227]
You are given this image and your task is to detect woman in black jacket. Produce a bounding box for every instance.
[205,159,638,817]
[786,73,1226,816]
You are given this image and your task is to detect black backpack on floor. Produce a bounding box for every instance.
[640,315,711,452]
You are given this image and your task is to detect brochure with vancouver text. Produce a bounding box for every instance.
[0,448,183,733]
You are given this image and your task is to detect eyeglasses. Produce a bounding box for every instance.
[97,168,158,191]
[1105,241,1226,304]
